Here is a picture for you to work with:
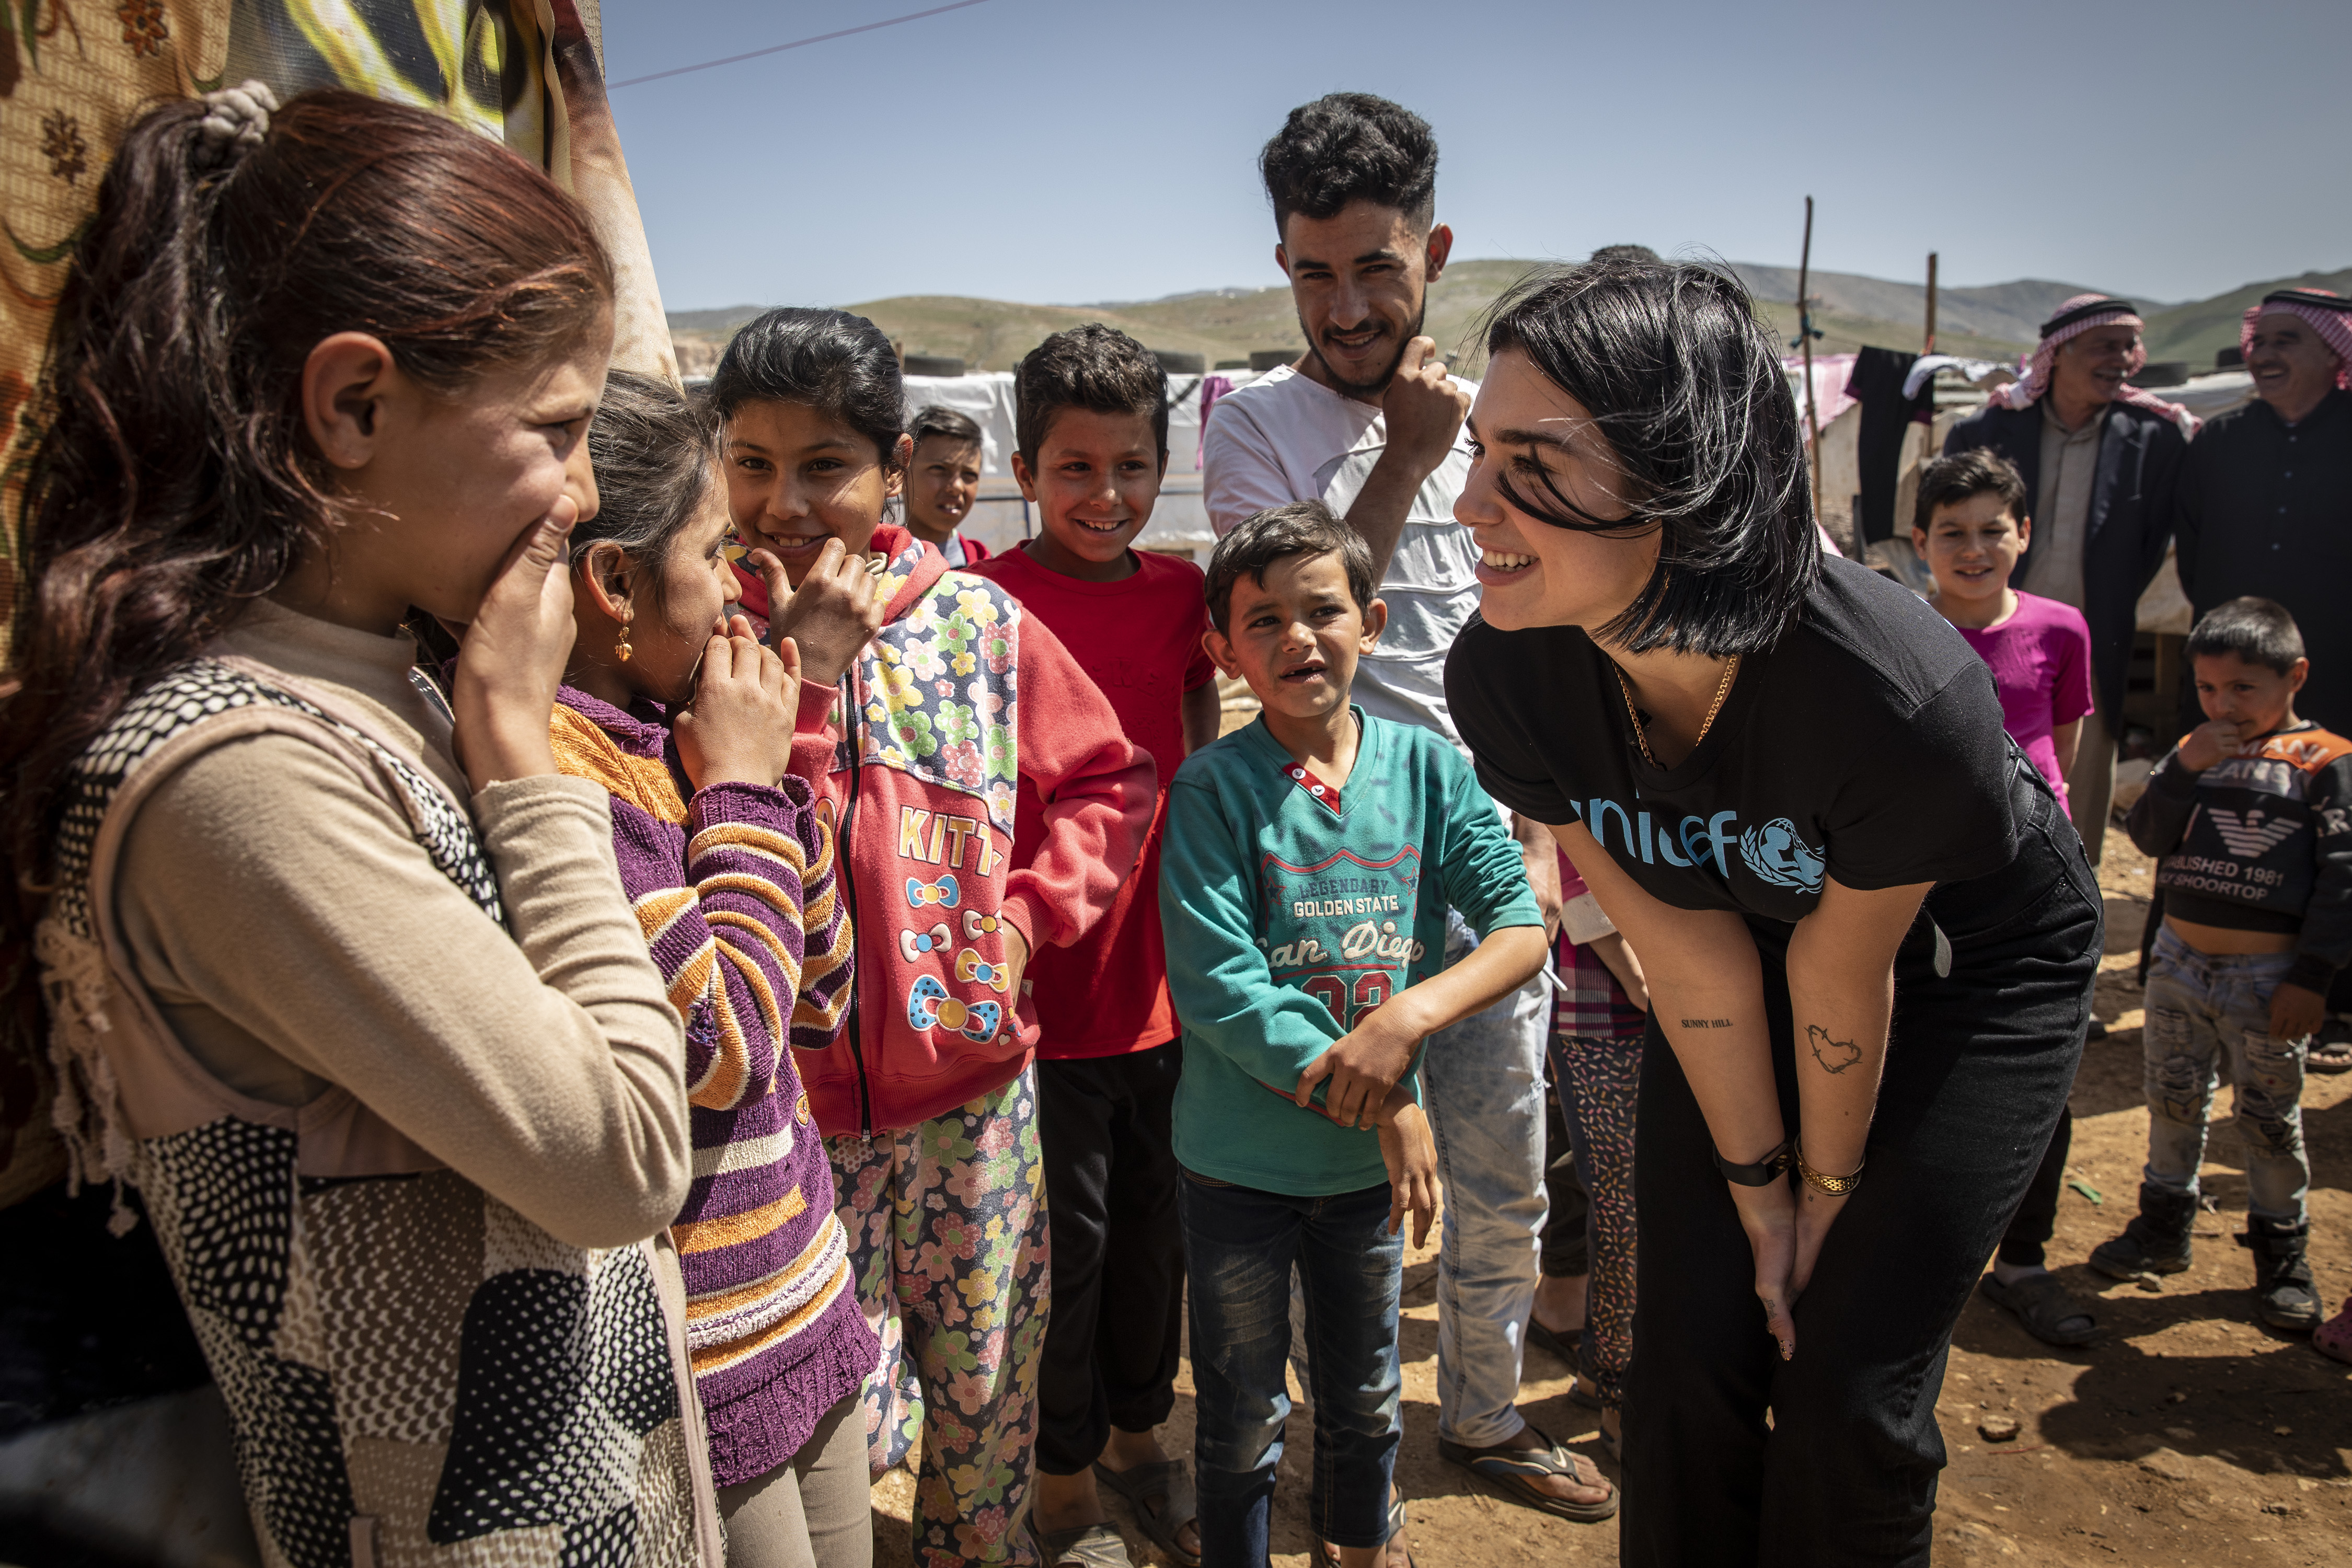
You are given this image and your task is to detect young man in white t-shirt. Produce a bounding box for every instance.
[1202,93,1611,1539]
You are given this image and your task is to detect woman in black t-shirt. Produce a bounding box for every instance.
[1444,261,2101,1567]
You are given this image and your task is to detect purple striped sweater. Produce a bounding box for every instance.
[551,687,877,1487]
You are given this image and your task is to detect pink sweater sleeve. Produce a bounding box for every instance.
[1000,613,1157,953]
[790,681,837,791]
[1556,847,1590,902]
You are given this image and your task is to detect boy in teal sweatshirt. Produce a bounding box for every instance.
[1160,500,1547,1568]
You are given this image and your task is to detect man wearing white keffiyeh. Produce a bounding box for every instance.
[1944,294,2193,857]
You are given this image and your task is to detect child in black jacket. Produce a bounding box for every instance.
[2091,597,2351,1331]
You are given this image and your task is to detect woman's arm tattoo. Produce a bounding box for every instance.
[1806,1023,1862,1073]
[1679,1017,1733,1029]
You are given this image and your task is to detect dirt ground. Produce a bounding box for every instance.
[868,819,2352,1566]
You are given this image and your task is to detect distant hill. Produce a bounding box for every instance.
[667,305,769,336]
[667,261,2339,378]
[1728,266,2108,349]
[2139,267,2352,368]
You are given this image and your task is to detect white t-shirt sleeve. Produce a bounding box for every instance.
[1202,401,1300,537]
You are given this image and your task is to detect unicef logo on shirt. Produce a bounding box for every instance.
[1739,818,1826,892]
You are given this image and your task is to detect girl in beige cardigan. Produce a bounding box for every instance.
[5,87,719,1566]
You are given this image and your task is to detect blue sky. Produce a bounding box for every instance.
[602,0,2348,313]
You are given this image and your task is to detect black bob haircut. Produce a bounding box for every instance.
[1481,259,1818,658]
[1912,448,2029,537]
[2187,597,2306,678]
[910,404,983,449]
[1013,324,1169,469]
[571,370,719,609]
[709,306,908,476]
[1203,500,1375,635]
[1259,93,1437,237]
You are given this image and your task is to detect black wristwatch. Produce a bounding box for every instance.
[1713,1138,1793,1187]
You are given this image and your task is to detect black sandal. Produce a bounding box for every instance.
[1525,1315,1583,1369]
[1978,1271,2096,1347]
[1437,1427,1619,1523]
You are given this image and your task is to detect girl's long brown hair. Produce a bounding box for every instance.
[0,89,613,930]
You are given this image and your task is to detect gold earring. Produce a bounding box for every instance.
[615,614,633,663]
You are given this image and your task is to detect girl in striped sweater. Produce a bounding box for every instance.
[555,372,879,1566]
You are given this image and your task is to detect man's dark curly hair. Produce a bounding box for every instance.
[1259,93,1437,236]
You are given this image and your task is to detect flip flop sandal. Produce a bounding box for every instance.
[1526,1316,1583,1369]
[1318,1490,1415,1567]
[1438,1427,1619,1523]
[1030,1519,1135,1568]
[1978,1271,2097,1347]
[2307,1036,2352,1075]
[1588,1422,1623,1465]
[1091,1458,1199,1568]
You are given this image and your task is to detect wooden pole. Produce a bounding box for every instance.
[1798,196,1821,524]
[1924,251,1939,354]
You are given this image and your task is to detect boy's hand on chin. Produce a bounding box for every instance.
[752,539,883,690]
[2270,981,2325,1044]
[1296,1007,1423,1129]
[2179,718,2243,773]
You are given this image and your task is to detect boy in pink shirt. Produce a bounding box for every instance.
[1913,447,2100,1348]
[1913,449,2096,812]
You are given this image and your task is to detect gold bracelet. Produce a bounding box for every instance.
[1794,1140,1863,1197]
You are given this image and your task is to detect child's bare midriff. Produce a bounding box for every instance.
[2164,915,2297,955]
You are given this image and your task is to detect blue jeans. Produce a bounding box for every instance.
[1421,923,1551,1446]
[1181,1169,1404,1565]
[2142,925,2310,1224]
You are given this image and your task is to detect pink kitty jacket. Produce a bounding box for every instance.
[742,526,1154,1135]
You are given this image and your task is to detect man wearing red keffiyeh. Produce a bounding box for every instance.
[1944,295,2192,857]
[2177,291,2352,732]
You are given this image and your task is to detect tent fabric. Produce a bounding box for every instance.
[1903,355,2012,401]
[0,1,671,645]
[1784,353,1860,440]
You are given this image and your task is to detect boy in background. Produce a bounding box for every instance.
[1160,502,1563,1567]
[904,403,992,566]
[1910,450,2102,1348]
[2090,598,2350,1332]
[970,325,1220,1568]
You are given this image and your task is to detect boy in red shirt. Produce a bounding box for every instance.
[971,325,1221,1567]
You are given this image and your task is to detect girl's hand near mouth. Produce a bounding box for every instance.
[750,538,884,690]
[675,617,802,791]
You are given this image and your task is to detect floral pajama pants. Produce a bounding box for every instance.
[1550,1032,1644,1410]
[829,1066,1050,1567]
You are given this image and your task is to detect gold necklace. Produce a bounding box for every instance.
[1613,654,1740,768]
